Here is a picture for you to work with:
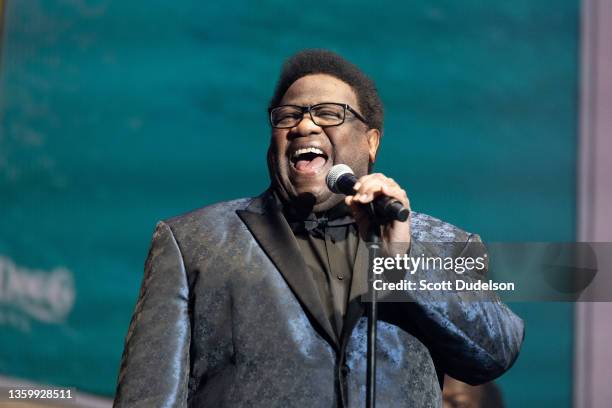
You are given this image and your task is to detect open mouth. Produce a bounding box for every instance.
[290,147,329,174]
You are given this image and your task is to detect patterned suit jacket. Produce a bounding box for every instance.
[114,189,524,407]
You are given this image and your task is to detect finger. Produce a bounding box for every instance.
[354,177,393,203]
[381,185,410,207]
[353,173,387,192]
[354,182,409,208]
[356,174,397,193]
[354,186,384,204]
[355,173,387,186]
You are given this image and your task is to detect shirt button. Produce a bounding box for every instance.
[337,275,344,280]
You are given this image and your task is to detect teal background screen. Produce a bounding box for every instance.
[0,1,577,406]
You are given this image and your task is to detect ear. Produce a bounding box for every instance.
[366,128,381,164]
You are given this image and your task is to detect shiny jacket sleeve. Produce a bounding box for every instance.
[385,234,524,385]
[114,221,191,407]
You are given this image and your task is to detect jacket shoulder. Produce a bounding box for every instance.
[163,198,252,230]
[152,198,256,266]
[157,198,255,249]
[410,211,475,243]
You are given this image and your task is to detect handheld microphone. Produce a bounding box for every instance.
[326,164,410,223]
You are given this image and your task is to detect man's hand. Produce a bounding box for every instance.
[344,173,411,250]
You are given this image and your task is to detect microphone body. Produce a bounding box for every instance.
[326,165,410,223]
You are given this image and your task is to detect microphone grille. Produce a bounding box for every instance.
[326,164,354,193]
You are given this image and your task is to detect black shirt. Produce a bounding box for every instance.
[283,203,359,337]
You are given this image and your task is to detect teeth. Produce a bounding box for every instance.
[292,147,325,159]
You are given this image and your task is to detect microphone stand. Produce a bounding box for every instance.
[365,206,382,408]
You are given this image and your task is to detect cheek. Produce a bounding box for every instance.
[334,137,370,161]
[335,148,371,176]
[270,132,289,156]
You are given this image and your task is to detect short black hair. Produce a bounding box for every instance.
[268,49,384,131]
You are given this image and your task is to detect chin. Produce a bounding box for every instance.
[284,184,339,211]
[309,191,343,212]
[292,182,326,198]
[312,198,343,212]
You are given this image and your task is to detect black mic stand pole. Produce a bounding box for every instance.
[365,205,382,408]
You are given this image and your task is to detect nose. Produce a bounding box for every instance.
[290,112,322,138]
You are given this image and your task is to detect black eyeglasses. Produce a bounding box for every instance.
[268,102,368,129]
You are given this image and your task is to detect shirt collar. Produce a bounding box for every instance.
[272,190,355,233]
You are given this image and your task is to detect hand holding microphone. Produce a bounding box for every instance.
[326,164,412,245]
[326,164,410,222]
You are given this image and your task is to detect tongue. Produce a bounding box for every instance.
[295,156,326,172]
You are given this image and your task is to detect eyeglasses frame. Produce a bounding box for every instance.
[268,102,369,129]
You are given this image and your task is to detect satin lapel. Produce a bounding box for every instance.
[236,194,339,349]
[341,238,368,343]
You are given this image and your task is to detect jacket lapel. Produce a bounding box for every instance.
[236,191,339,349]
[341,239,368,343]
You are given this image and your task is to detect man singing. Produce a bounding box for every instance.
[114,49,524,407]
